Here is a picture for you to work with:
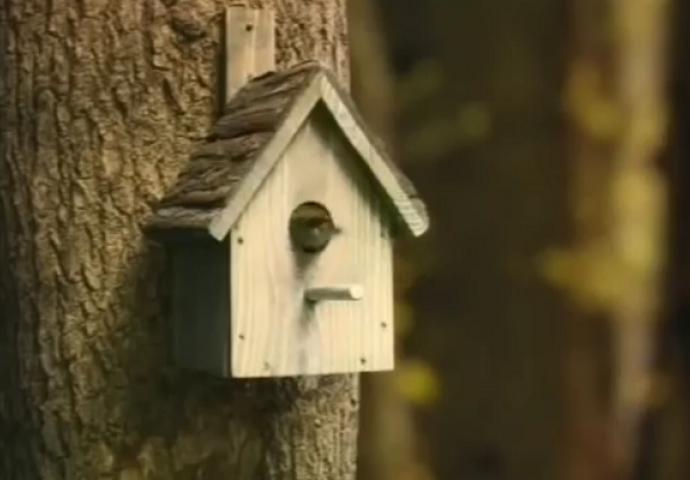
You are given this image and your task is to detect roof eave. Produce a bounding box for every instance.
[191,66,429,242]
[206,76,325,241]
[317,74,430,239]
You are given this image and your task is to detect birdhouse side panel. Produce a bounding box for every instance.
[171,241,230,377]
[230,109,395,377]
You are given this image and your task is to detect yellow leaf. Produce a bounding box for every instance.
[538,249,579,290]
[537,247,628,312]
[395,359,440,407]
[564,60,622,140]
[582,98,622,140]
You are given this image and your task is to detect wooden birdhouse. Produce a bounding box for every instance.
[145,61,429,378]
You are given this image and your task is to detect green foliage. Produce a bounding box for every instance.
[455,103,492,142]
[398,59,445,111]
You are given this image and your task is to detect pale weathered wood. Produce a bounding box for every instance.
[145,62,429,241]
[210,79,323,240]
[146,60,420,378]
[318,77,428,236]
[225,5,276,102]
[305,285,364,302]
[230,113,395,377]
[252,8,275,88]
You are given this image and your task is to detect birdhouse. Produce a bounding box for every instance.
[145,61,429,378]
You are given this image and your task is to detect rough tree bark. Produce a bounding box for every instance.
[0,1,355,479]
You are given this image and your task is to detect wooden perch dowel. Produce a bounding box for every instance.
[305,285,364,302]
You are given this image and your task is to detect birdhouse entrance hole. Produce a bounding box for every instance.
[289,201,338,254]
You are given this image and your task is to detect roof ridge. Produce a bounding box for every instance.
[146,61,429,240]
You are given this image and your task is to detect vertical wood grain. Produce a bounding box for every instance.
[224,5,276,102]
[320,79,428,237]
[230,107,394,377]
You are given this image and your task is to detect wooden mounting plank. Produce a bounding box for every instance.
[224,4,276,103]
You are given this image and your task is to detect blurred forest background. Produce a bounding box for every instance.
[2,0,687,478]
[350,0,690,479]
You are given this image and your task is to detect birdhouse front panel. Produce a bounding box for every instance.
[229,108,395,377]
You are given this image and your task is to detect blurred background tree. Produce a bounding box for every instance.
[349,1,429,480]
[356,1,567,479]
[350,0,685,479]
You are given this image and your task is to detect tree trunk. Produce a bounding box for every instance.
[0,1,355,479]
[560,0,670,479]
[379,0,568,478]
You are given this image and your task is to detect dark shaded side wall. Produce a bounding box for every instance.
[374,1,569,479]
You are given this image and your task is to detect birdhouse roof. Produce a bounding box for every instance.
[145,61,429,241]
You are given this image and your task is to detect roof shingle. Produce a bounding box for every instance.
[145,61,428,239]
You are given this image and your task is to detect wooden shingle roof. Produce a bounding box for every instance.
[145,61,429,241]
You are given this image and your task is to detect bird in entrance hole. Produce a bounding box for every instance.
[289,202,342,254]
